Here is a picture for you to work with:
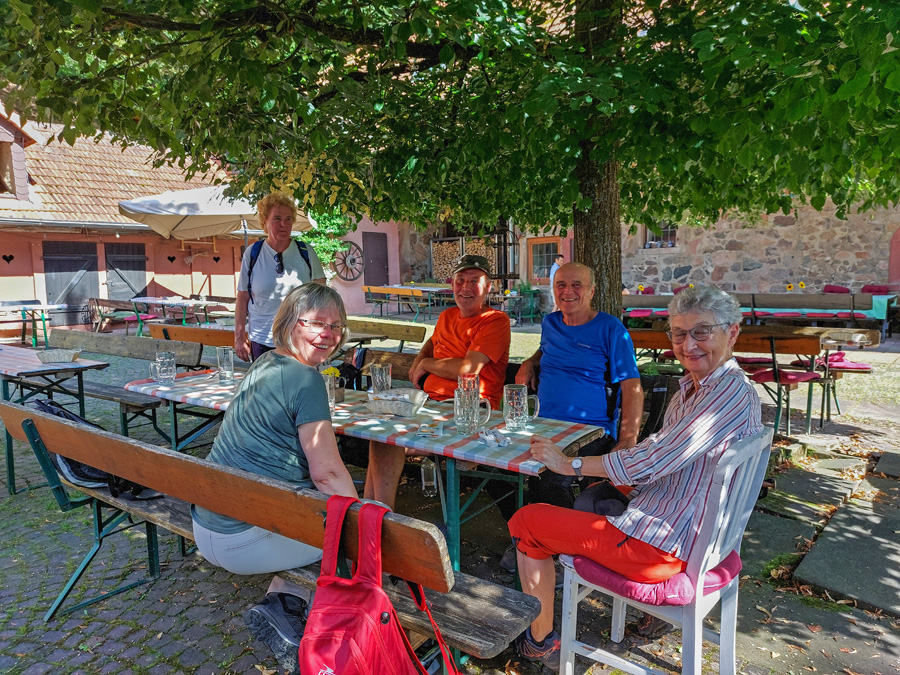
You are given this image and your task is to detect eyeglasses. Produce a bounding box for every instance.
[666,323,729,344]
[274,252,285,274]
[297,318,346,333]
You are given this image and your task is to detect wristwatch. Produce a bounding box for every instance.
[571,457,583,477]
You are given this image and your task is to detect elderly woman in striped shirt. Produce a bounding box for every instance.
[509,285,763,669]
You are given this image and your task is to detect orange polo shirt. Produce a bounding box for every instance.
[424,306,511,409]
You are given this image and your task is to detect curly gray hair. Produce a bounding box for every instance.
[667,286,742,326]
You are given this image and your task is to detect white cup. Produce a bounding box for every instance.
[503,384,540,431]
[216,346,235,383]
[150,351,176,385]
[454,388,491,436]
[370,363,392,393]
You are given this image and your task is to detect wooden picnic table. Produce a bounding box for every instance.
[131,296,222,326]
[363,284,452,321]
[0,344,108,494]
[123,373,604,569]
[0,302,67,347]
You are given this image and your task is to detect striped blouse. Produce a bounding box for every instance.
[602,359,762,560]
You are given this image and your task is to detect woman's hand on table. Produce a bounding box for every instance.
[529,435,569,475]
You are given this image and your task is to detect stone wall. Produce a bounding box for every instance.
[622,202,900,293]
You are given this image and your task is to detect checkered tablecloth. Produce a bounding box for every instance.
[125,370,242,411]
[0,345,107,377]
[333,391,603,476]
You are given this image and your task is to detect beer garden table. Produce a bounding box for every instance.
[0,344,108,494]
[122,374,604,568]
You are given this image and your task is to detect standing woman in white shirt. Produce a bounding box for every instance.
[234,192,327,362]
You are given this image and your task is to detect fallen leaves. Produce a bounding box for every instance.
[807,623,823,633]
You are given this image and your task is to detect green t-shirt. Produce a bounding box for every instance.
[191,351,331,533]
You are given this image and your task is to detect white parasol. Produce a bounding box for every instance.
[118,185,314,240]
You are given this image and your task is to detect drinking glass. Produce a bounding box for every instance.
[454,388,491,436]
[457,373,479,396]
[503,384,540,431]
[150,351,176,385]
[322,373,337,414]
[370,363,392,393]
[216,346,235,383]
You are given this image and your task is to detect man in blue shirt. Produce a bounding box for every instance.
[516,262,643,507]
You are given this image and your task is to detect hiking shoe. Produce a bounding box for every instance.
[244,592,308,674]
[635,612,675,638]
[515,628,561,670]
[499,545,517,573]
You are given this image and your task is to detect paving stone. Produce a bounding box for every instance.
[753,489,833,526]
[794,499,900,615]
[876,450,900,478]
[177,646,209,668]
[741,510,818,579]
[806,454,867,479]
[857,475,900,509]
[772,465,857,507]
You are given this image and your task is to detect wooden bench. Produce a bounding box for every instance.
[32,330,203,437]
[88,298,160,336]
[189,294,236,323]
[346,318,427,352]
[0,400,539,660]
[363,285,432,321]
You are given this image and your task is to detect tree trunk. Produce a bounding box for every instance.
[573,0,623,317]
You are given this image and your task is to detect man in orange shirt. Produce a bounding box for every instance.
[365,254,511,508]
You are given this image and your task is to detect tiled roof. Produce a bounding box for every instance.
[0,118,218,225]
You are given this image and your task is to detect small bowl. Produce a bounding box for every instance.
[37,349,81,363]
[365,388,428,417]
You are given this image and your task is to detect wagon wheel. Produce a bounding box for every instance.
[332,241,365,281]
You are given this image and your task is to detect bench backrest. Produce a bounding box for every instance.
[147,323,235,347]
[0,400,454,592]
[628,328,823,357]
[346,319,427,346]
[49,330,203,367]
[752,293,851,311]
[621,295,672,310]
[90,298,139,312]
[851,293,874,311]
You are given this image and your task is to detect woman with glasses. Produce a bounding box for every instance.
[192,283,356,673]
[235,192,326,363]
[507,285,763,670]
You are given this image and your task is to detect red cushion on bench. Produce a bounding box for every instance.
[627,309,653,318]
[836,312,867,319]
[806,312,836,318]
[828,361,873,371]
[861,285,890,294]
[653,310,669,317]
[753,311,772,317]
[772,312,802,317]
[823,285,850,294]
[122,314,157,322]
[735,356,773,365]
[572,550,742,607]
[750,369,821,385]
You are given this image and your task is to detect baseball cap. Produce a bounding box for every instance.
[450,254,492,277]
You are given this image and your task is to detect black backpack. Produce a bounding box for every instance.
[32,399,160,500]
[247,239,312,304]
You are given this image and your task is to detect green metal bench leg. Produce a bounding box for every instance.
[44,502,160,622]
[805,383,815,434]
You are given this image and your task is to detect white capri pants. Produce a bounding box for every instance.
[192,518,322,575]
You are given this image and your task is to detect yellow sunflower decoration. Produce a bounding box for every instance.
[638,284,645,292]
[799,281,806,290]
[786,284,794,291]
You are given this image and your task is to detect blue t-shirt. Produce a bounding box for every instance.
[537,311,640,436]
[549,262,561,287]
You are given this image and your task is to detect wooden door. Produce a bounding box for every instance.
[362,232,389,286]
[41,241,99,326]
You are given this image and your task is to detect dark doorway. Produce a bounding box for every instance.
[362,232,389,286]
[42,241,99,326]
[105,243,148,298]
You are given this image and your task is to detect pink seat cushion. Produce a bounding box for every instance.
[640,287,655,295]
[806,312,836,318]
[753,311,772,317]
[735,356,773,365]
[653,310,669,317]
[772,312,802,317]
[823,285,850,294]
[661,350,676,359]
[572,550,742,607]
[741,311,753,317]
[750,369,821,384]
[628,309,653,318]
[836,312,867,318]
[861,285,890,294]
[673,285,690,294]
[123,313,157,322]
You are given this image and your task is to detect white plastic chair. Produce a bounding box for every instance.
[559,427,774,675]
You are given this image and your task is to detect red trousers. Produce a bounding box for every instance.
[509,503,686,584]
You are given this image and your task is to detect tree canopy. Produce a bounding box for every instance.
[2,1,899,308]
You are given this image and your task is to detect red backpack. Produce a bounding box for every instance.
[298,496,459,675]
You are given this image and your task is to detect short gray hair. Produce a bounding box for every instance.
[668,286,742,326]
[272,283,348,359]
